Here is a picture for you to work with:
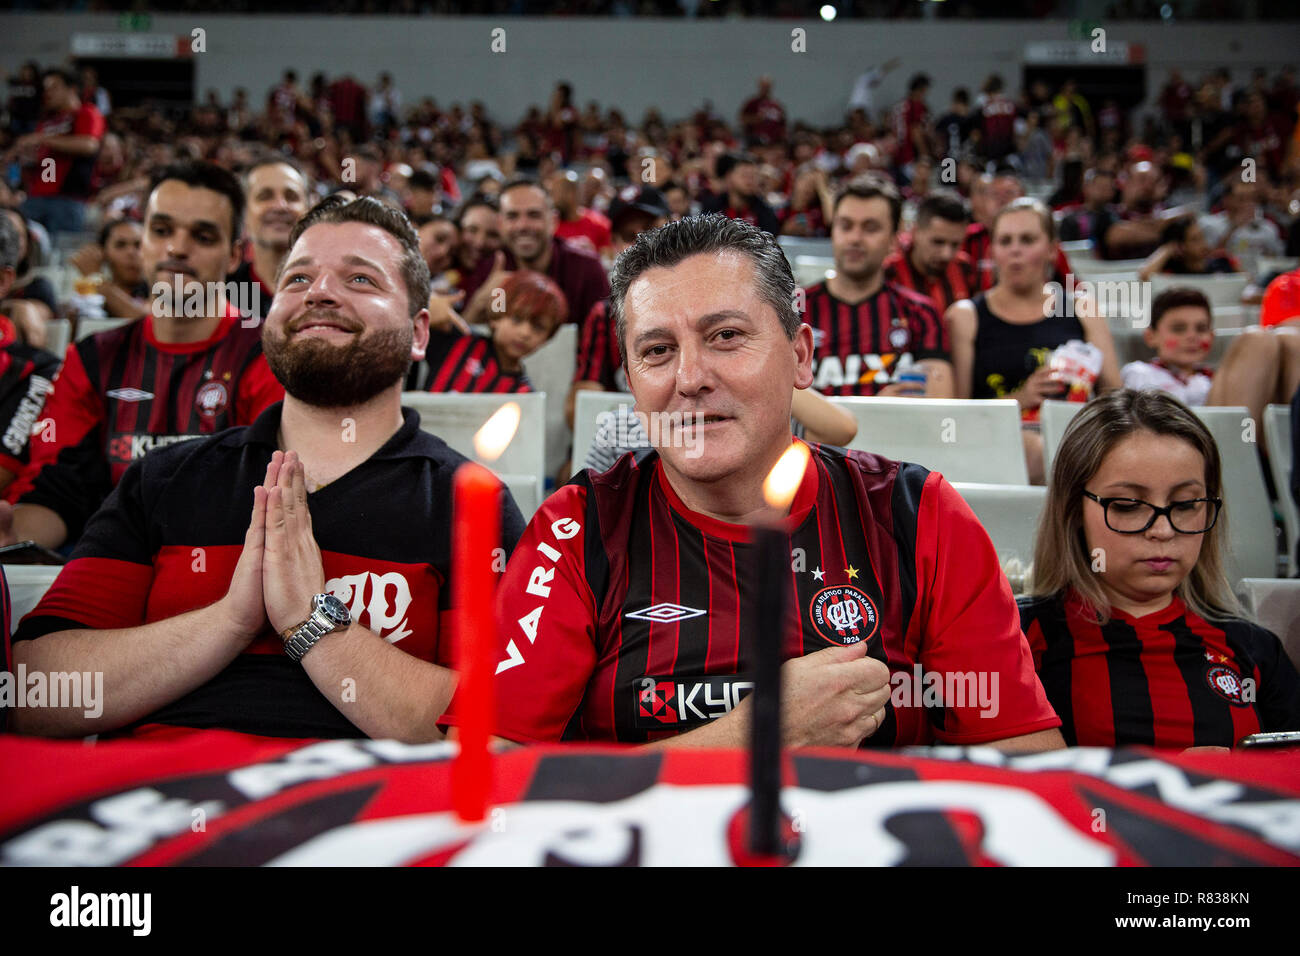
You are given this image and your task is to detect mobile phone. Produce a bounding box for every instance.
[0,541,67,565]
[1238,731,1300,749]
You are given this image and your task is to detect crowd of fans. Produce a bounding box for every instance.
[0,54,1296,752]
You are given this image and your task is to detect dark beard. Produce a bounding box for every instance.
[263,321,413,409]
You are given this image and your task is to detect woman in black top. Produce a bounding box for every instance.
[947,197,1121,482]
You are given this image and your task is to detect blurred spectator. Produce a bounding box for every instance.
[0,208,56,346]
[1121,287,1216,406]
[1137,218,1240,282]
[10,68,105,237]
[423,271,567,394]
[550,169,611,256]
[884,189,977,314]
[452,196,501,281]
[739,75,786,147]
[699,152,779,235]
[67,218,149,320]
[231,157,312,320]
[1260,266,1300,328]
[1198,178,1284,273]
[1059,168,1119,244]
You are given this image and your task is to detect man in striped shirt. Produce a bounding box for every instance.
[0,162,283,551]
[443,214,1063,751]
[883,190,977,315]
[802,175,954,397]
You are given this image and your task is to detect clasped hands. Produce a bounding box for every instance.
[220,450,330,644]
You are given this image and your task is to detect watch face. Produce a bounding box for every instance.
[314,593,351,627]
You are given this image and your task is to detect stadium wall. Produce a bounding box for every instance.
[2,15,1297,129]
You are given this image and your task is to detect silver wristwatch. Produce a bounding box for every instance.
[282,593,351,662]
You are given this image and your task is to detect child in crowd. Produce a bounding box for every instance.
[422,270,567,394]
[1121,287,1215,406]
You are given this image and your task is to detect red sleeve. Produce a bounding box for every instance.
[1260,273,1300,328]
[233,354,284,425]
[913,472,1061,744]
[6,344,101,504]
[441,483,598,743]
[73,104,105,140]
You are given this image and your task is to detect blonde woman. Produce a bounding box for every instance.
[946,197,1122,483]
[1018,390,1300,748]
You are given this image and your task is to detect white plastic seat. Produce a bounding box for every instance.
[4,565,63,636]
[43,319,71,360]
[832,397,1029,484]
[951,482,1047,571]
[498,472,540,522]
[1192,406,1278,581]
[76,316,137,340]
[571,389,634,477]
[1235,578,1300,670]
[401,391,546,496]
[520,323,576,482]
[1263,403,1297,577]
[1038,399,1084,477]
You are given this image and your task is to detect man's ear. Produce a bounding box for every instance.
[411,307,431,361]
[793,322,814,389]
[227,237,246,277]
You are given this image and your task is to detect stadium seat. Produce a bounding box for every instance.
[1262,403,1298,577]
[1191,406,1279,581]
[401,391,546,495]
[4,565,62,636]
[519,323,576,484]
[1039,399,1084,476]
[1234,578,1300,670]
[832,397,1029,484]
[498,472,541,521]
[777,236,832,260]
[43,318,71,359]
[572,389,632,476]
[1256,256,1298,277]
[791,255,834,287]
[951,482,1046,578]
[76,316,136,340]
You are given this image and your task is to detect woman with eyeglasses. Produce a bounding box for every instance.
[1019,389,1300,749]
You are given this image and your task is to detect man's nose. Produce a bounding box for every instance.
[674,341,715,396]
[304,270,344,306]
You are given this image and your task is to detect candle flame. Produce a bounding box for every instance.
[762,442,810,510]
[474,402,521,462]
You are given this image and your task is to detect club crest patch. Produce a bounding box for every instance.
[1205,664,1248,706]
[809,585,879,646]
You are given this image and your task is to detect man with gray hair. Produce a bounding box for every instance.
[0,212,60,496]
[443,214,1064,753]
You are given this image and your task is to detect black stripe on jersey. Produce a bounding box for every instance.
[1101,617,1156,746]
[135,339,162,435]
[183,350,218,432]
[1165,615,1238,746]
[612,471,658,742]
[889,461,935,737]
[793,753,919,790]
[890,462,928,655]
[1032,602,1078,746]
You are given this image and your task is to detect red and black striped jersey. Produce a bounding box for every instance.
[1019,591,1300,748]
[800,280,949,395]
[12,402,527,739]
[6,310,283,542]
[572,299,626,391]
[424,330,532,394]
[964,222,1074,292]
[883,235,978,315]
[443,442,1059,746]
[0,342,60,477]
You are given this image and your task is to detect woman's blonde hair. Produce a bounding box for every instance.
[1030,389,1243,624]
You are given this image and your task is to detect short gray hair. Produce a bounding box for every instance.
[608,214,799,364]
[0,213,19,272]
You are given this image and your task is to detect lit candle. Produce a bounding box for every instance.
[747,441,810,863]
[452,401,520,823]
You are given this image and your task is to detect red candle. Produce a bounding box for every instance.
[451,401,519,823]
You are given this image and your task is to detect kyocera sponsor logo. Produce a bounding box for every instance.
[634,675,753,729]
[106,432,202,464]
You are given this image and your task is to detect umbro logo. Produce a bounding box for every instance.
[625,603,707,623]
[106,387,154,402]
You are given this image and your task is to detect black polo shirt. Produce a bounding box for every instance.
[13,401,526,739]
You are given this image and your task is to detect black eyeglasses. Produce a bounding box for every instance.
[1082,491,1222,534]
